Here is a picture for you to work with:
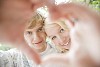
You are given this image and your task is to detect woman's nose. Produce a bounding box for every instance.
[58,36,66,46]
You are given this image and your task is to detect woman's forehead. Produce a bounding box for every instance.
[45,24,61,34]
[45,23,60,29]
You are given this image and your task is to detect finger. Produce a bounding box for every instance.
[15,19,41,65]
[41,54,69,67]
[12,26,41,64]
[18,42,41,64]
[47,2,97,26]
[0,17,41,64]
[30,0,54,11]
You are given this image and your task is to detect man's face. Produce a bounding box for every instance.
[45,23,71,52]
[24,22,47,52]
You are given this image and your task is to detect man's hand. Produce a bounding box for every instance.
[0,0,46,64]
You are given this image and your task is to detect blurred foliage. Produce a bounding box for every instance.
[89,0,100,12]
[76,0,100,12]
[0,44,12,51]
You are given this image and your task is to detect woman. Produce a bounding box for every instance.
[41,2,100,67]
[44,19,71,53]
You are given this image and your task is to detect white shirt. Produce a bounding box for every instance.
[0,43,57,67]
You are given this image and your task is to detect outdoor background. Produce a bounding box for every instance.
[0,0,100,51]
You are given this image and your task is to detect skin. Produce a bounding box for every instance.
[45,23,71,53]
[41,2,100,67]
[24,22,47,53]
[0,0,100,66]
[0,0,45,64]
[0,0,54,64]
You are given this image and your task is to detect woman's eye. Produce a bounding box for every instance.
[52,36,56,40]
[27,31,32,35]
[60,28,64,33]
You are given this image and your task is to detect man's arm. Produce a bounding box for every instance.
[0,0,46,64]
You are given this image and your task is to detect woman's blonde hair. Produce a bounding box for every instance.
[56,20,69,30]
[44,19,70,53]
[44,19,69,31]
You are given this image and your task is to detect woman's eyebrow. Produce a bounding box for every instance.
[48,35,53,38]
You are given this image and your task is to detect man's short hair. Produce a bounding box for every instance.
[26,12,45,29]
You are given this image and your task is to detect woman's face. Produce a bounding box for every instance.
[24,22,47,53]
[45,23,71,52]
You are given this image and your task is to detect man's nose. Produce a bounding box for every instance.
[31,33,40,43]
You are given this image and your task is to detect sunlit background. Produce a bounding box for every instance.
[0,0,100,51]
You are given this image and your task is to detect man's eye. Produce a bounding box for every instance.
[52,36,56,40]
[38,28,44,32]
[60,28,64,33]
[27,31,32,35]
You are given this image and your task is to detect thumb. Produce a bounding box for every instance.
[16,42,41,64]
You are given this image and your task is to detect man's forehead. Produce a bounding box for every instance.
[34,22,43,28]
[27,22,43,30]
[27,20,43,28]
[36,21,43,26]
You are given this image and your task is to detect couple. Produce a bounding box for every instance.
[0,0,100,67]
[24,12,71,54]
[0,12,71,67]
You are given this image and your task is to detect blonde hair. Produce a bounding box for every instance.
[44,19,70,53]
[56,20,69,30]
[26,12,45,29]
[45,19,69,31]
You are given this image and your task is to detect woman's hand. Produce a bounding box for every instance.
[41,2,100,67]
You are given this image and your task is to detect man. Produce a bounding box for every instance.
[24,12,56,56]
[0,0,100,67]
[0,12,56,67]
[0,0,43,64]
[0,0,55,64]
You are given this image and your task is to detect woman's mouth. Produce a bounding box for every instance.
[61,38,71,49]
[63,38,71,46]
